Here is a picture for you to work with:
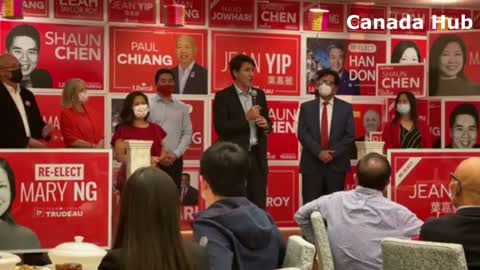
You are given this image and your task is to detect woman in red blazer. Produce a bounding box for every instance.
[382,91,432,152]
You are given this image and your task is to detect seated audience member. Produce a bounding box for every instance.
[192,142,285,270]
[420,157,480,270]
[295,152,423,270]
[111,91,167,191]
[60,78,103,148]
[98,167,208,270]
[180,173,198,205]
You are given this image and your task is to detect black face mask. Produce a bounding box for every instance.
[10,68,23,83]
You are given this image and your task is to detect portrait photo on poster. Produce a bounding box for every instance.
[180,170,199,206]
[444,101,480,149]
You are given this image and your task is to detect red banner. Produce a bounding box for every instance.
[474,10,480,29]
[182,100,204,161]
[0,21,104,90]
[443,100,480,148]
[390,7,429,35]
[109,26,207,93]
[162,0,206,25]
[344,163,357,191]
[180,166,201,230]
[429,99,442,147]
[209,0,254,29]
[266,166,299,227]
[303,2,344,32]
[24,0,49,17]
[430,9,472,30]
[257,0,300,30]
[391,38,427,64]
[1,150,111,251]
[376,64,425,97]
[54,0,103,21]
[347,5,387,34]
[212,31,300,96]
[109,0,156,23]
[266,100,299,161]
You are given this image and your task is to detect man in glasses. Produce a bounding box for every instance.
[420,157,480,269]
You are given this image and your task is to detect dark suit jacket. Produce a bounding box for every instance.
[26,68,53,88]
[98,240,209,270]
[298,97,355,174]
[213,85,272,175]
[420,207,480,270]
[172,63,208,95]
[182,186,199,205]
[0,82,46,148]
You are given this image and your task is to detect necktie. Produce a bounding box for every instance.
[321,101,329,149]
[181,188,187,202]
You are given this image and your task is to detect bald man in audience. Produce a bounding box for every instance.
[295,152,422,270]
[420,157,480,270]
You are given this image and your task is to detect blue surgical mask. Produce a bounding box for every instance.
[397,104,410,115]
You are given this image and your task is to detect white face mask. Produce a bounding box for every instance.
[78,92,88,103]
[318,83,332,97]
[133,104,149,118]
[396,104,411,115]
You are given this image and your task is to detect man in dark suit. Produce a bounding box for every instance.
[171,34,207,95]
[298,69,355,204]
[213,54,272,209]
[180,173,199,205]
[420,157,480,270]
[0,54,53,148]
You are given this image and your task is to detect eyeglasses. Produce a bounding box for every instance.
[450,172,462,193]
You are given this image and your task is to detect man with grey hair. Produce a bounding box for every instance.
[172,34,207,94]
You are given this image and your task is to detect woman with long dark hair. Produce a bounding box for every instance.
[98,167,208,270]
[391,40,421,64]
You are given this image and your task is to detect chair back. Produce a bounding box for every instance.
[282,235,316,270]
[310,211,335,270]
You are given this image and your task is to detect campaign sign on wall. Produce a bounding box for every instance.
[267,166,299,227]
[0,21,104,90]
[388,150,480,221]
[182,100,205,161]
[389,7,429,35]
[109,26,207,93]
[109,0,156,23]
[352,103,384,141]
[443,100,480,149]
[347,5,387,34]
[303,2,344,32]
[209,0,254,29]
[54,0,103,21]
[430,9,472,30]
[429,99,442,147]
[212,31,300,96]
[0,150,111,251]
[474,10,480,29]
[180,166,202,230]
[306,38,386,95]
[257,0,300,31]
[163,0,206,25]
[24,0,49,17]
[267,100,299,161]
[344,163,357,191]
[391,38,427,64]
[376,64,425,97]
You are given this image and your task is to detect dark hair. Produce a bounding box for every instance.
[429,34,467,96]
[327,43,345,55]
[449,103,479,130]
[119,91,149,126]
[155,68,174,84]
[393,91,418,124]
[114,167,192,270]
[6,24,41,52]
[356,152,391,191]
[200,142,248,197]
[0,157,16,224]
[316,69,340,86]
[181,173,190,182]
[229,54,256,80]
[391,41,421,63]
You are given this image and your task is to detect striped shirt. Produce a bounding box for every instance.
[295,186,423,270]
[400,124,422,148]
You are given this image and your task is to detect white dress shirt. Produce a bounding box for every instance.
[178,61,195,94]
[319,97,333,137]
[3,82,31,137]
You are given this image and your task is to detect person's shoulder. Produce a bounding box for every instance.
[193,63,207,73]
[13,225,41,247]
[215,85,235,97]
[333,97,352,107]
[183,240,209,270]
[421,215,454,235]
[300,98,318,107]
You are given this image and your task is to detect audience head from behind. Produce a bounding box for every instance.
[449,157,480,208]
[200,141,248,207]
[356,152,391,191]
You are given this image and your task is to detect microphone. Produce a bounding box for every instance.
[249,89,258,105]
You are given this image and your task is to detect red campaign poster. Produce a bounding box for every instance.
[344,163,357,191]
[352,103,384,141]
[306,38,386,96]
[303,2,344,32]
[109,26,207,93]
[24,0,49,17]
[162,0,206,25]
[347,5,387,34]
[54,0,103,21]
[443,100,480,148]
[376,64,425,97]
[429,99,442,147]
[109,0,156,23]
[181,99,204,161]
[0,150,111,251]
[266,166,299,227]
[266,100,299,161]
[209,0,254,29]
[428,31,480,97]
[430,9,472,31]
[257,0,300,31]
[180,166,202,230]
[386,98,429,124]
[0,21,104,90]
[474,10,480,29]
[389,7,429,35]
[211,31,300,96]
[35,94,105,148]
[391,38,427,64]
[388,150,480,221]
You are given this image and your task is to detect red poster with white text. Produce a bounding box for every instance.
[162,0,206,25]
[430,9,472,31]
[212,31,300,96]
[391,38,427,63]
[109,26,207,93]
[180,166,202,230]
[267,101,299,161]
[344,163,357,191]
[54,0,103,21]
[24,0,49,17]
[181,100,204,161]
[0,150,111,251]
[347,5,387,34]
[257,0,300,31]
[303,2,344,32]
[209,0,254,29]
[266,166,299,227]
[390,7,429,35]
[429,99,442,147]
[109,0,156,23]
[0,21,104,90]
[474,10,480,29]
[376,64,425,97]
